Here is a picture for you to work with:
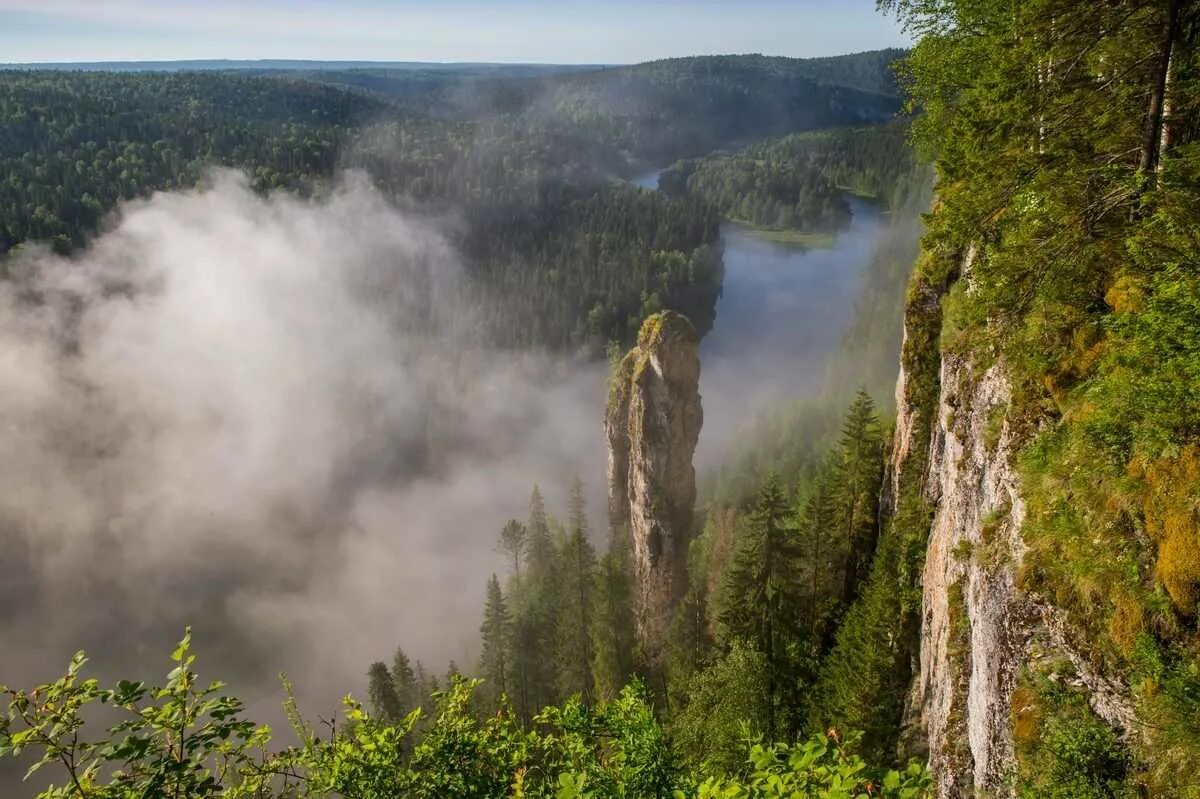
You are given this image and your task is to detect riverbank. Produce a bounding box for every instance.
[723,221,838,249]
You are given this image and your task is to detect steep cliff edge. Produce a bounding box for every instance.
[918,351,1026,798]
[897,250,1144,797]
[605,311,703,663]
[862,4,1200,794]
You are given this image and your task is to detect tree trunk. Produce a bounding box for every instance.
[1138,0,1183,177]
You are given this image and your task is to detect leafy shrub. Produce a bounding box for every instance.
[695,732,930,799]
[1,634,930,798]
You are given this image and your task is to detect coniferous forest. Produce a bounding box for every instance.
[4,0,1200,797]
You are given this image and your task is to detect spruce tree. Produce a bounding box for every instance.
[527,485,553,569]
[557,478,597,703]
[512,484,562,714]
[591,551,637,701]
[796,463,840,654]
[832,390,883,606]
[392,647,417,714]
[497,518,532,722]
[719,474,805,738]
[478,574,512,711]
[367,661,404,724]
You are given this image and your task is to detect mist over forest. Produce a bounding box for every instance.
[0,170,612,712]
[0,48,915,735]
[5,4,1196,794]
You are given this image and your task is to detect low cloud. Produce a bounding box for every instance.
[0,170,605,720]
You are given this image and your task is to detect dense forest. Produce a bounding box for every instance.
[660,153,851,235]
[419,389,893,766]
[12,0,1199,790]
[0,51,898,352]
[0,46,935,795]
[658,123,916,237]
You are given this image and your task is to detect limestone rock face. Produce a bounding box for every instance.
[919,353,1026,799]
[900,246,1136,797]
[605,311,702,663]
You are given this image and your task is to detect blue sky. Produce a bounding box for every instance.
[0,1,909,64]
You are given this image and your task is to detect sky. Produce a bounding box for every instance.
[0,0,909,64]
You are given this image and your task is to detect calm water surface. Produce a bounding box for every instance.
[633,170,887,462]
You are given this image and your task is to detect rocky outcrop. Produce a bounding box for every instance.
[919,353,1026,799]
[888,264,953,760]
[1026,599,1139,740]
[893,246,1142,797]
[605,311,702,663]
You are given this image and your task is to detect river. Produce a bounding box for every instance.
[633,170,887,464]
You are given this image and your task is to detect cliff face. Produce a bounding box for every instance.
[605,311,702,663]
[883,245,1027,797]
[919,353,1026,798]
[896,251,1138,797]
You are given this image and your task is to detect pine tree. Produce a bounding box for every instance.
[557,478,597,703]
[392,647,417,714]
[832,390,883,606]
[367,661,404,724]
[478,574,512,712]
[498,519,527,580]
[719,474,805,738]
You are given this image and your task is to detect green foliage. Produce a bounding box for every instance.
[0,628,270,799]
[694,732,930,799]
[884,0,1200,789]
[670,643,769,775]
[3,639,931,798]
[1014,667,1136,799]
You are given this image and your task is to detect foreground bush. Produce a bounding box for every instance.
[0,632,929,798]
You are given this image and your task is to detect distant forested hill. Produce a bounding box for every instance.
[0,50,902,351]
[658,122,915,236]
[0,72,387,250]
[539,53,901,166]
[298,51,904,160]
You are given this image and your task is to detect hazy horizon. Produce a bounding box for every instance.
[0,1,909,65]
